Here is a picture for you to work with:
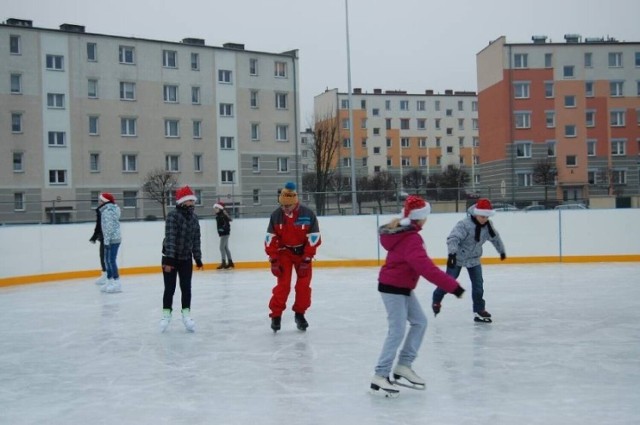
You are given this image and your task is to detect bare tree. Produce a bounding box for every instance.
[369,171,396,214]
[310,114,341,215]
[403,169,425,195]
[142,168,179,219]
[439,166,469,201]
[533,159,557,207]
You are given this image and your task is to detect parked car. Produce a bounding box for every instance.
[554,203,588,210]
[523,204,546,212]
[492,202,519,211]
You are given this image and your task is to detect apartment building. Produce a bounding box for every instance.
[314,88,479,187]
[477,35,640,205]
[1,18,300,223]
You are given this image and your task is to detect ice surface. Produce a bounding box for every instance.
[1,263,639,425]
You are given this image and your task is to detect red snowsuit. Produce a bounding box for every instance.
[265,204,321,318]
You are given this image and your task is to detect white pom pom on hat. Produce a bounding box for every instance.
[399,195,431,226]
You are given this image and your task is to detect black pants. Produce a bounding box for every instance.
[98,240,106,271]
[162,259,193,310]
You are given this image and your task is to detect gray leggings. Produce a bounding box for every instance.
[219,235,232,262]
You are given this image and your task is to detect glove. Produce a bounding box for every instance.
[452,285,465,298]
[89,238,96,244]
[297,257,312,278]
[447,253,457,269]
[270,258,282,277]
[195,259,203,269]
[500,253,506,261]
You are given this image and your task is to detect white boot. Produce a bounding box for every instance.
[95,271,108,285]
[100,278,113,292]
[393,364,426,390]
[102,278,122,293]
[182,308,196,333]
[370,375,400,397]
[159,309,172,333]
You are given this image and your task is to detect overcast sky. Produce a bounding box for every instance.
[3,0,639,123]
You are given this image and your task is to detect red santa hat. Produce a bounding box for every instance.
[99,192,115,203]
[175,185,197,205]
[472,198,495,217]
[213,202,224,210]
[400,195,431,226]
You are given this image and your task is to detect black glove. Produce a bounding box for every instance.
[270,258,282,277]
[297,257,312,278]
[500,253,506,261]
[452,285,465,298]
[447,253,457,269]
[195,258,203,269]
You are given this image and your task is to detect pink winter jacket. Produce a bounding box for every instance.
[378,223,460,294]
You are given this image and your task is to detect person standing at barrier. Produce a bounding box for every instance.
[370,195,465,397]
[432,198,506,323]
[265,182,321,333]
[213,202,234,269]
[98,193,122,293]
[89,201,107,286]
[160,185,203,333]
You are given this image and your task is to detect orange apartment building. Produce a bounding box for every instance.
[477,35,640,207]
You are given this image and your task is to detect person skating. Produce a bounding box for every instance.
[213,202,234,269]
[160,186,203,333]
[89,201,107,285]
[432,198,506,323]
[265,182,321,332]
[98,193,122,293]
[371,195,465,397]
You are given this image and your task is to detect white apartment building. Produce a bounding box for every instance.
[1,18,300,223]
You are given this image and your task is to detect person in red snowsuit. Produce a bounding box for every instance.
[265,182,321,332]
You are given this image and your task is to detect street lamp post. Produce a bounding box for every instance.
[345,0,357,215]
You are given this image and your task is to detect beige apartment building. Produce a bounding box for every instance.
[1,18,300,223]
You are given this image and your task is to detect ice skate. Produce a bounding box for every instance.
[294,313,308,331]
[225,260,235,269]
[159,309,171,333]
[216,261,227,270]
[95,272,107,285]
[432,303,441,317]
[104,278,121,293]
[182,308,196,332]
[474,310,492,323]
[369,375,400,398]
[392,364,426,390]
[270,316,281,333]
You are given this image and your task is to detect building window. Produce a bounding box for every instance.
[517,172,533,187]
[458,100,464,111]
[563,66,574,78]
[587,139,596,156]
[47,93,65,109]
[14,192,25,211]
[163,50,177,68]
[611,139,626,156]
[10,74,22,94]
[564,95,576,108]
[121,118,137,136]
[610,81,624,97]
[588,170,597,185]
[121,154,137,172]
[251,123,260,141]
[546,141,556,157]
[544,81,554,98]
[221,170,235,183]
[341,99,349,109]
[386,138,392,147]
[586,110,596,127]
[45,54,64,70]
[360,99,367,109]
[194,154,203,172]
[565,125,577,137]
[87,42,97,61]
[192,120,202,139]
[10,35,21,54]
[119,82,136,100]
[400,119,410,130]
[373,147,381,154]
[275,93,288,109]
[472,101,478,111]
[250,90,259,108]
[253,189,261,204]
[48,131,66,146]
[472,119,479,130]
[417,118,426,130]
[636,52,640,67]
[191,53,199,71]
[386,100,392,110]
[49,169,67,184]
[545,111,556,128]
[165,119,180,137]
[360,118,367,129]
[514,112,531,129]
[118,46,135,64]
[276,124,289,141]
[585,81,594,97]
[514,53,528,68]
[435,118,441,130]
[342,138,351,148]
[220,136,234,149]
[514,82,530,98]
[277,157,289,172]
[446,109,453,117]
[515,142,532,158]
[218,69,232,83]
[610,110,625,127]
[608,52,623,67]
[419,156,427,167]
[11,113,22,133]
[163,85,178,103]
[401,138,410,148]
[219,103,234,117]
[400,100,409,111]
[566,155,577,166]
[191,86,200,104]
[372,108,380,116]
[342,157,351,167]
[88,79,98,98]
[89,153,100,172]
[417,100,426,111]
[122,191,137,208]
[249,58,258,75]
[165,155,180,172]
[274,61,287,78]
[252,156,261,173]
[89,116,99,135]
[612,170,627,184]
[544,53,553,68]
[13,152,24,172]
[584,52,593,67]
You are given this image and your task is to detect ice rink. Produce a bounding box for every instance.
[1,263,639,425]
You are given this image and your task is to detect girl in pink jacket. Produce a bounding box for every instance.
[370,195,465,398]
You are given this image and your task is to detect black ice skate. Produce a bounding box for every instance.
[271,316,281,332]
[216,261,227,270]
[370,375,400,398]
[294,313,308,331]
[432,303,441,317]
[474,310,492,323]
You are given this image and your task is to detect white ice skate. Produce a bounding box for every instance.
[182,308,196,333]
[159,309,172,333]
[102,279,122,293]
[369,375,400,398]
[392,364,426,390]
[95,272,107,285]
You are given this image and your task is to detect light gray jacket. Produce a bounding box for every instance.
[447,212,505,268]
[100,202,121,246]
